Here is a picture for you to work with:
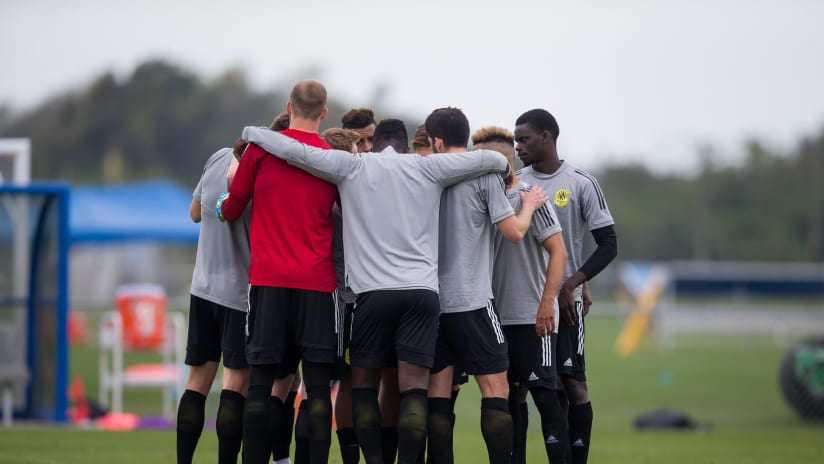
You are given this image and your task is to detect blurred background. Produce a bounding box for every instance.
[1,0,823,462]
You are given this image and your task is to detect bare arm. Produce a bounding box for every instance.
[496,186,548,243]
[242,126,355,184]
[189,199,201,223]
[535,233,568,336]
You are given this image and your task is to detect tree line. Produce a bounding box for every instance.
[1,59,821,262]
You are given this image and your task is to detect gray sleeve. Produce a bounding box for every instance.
[531,203,563,242]
[241,126,356,184]
[482,173,516,224]
[578,175,615,230]
[422,149,508,187]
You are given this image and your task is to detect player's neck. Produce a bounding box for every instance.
[531,154,562,175]
[288,117,321,134]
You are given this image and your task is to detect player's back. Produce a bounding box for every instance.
[335,148,451,295]
[245,129,338,292]
[191,148,251,311]
[438,173,513,313]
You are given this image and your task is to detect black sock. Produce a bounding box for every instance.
[302,362,333,464]
[243,385,275,464]
[557,389,570,463]
[480,398,513,464]
[381,427,398,464]
[352,388,382,464]
[450,389,460,428]
[269,396,287,461]
[177,389,206,464]
[426,397,452,464]
[530,387,568,464]
[337,428,360,464]
[272,391,297,461]
[216,390,245,464]
[294,400,310,464]
[397,389,428,464]
[508,386,528,464]
[569,402,593,464]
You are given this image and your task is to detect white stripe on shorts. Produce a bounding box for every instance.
[486,300,505,344]
[541,335,552,367]
[576,300,584,355]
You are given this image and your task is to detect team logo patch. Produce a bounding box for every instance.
[554,188,570,207]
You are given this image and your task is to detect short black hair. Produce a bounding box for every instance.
[372,118,409,153]
[424,107,470,149]
[515,109,560,141]
[341,108,376,130]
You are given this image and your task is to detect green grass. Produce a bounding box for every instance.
[1,314,822,463]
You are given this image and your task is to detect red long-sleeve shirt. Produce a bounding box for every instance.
[221,129,337,292]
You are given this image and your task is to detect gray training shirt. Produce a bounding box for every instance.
[242,126,510,294]
[492,181,562,326]
[438,173,514,313]
[191,148,251,312]
[518,161,614,298]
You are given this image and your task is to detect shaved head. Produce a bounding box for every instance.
[289,80,327,120]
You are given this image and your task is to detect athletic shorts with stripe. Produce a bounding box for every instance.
[556,297,586,381]
[432,302,509,376]
[245,286,338,368]
[350,289,440,369]
[503,325,559,390]
[185,294,248,369]
[331,302,354,381]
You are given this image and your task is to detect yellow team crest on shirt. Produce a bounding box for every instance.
[554,188,570,207]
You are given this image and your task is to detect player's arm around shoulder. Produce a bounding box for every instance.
[241,126,354,184]
[496,183,548,243]
[423,149,509,187]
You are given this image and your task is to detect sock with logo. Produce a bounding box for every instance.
[426,397,453,464]
[216,389,245,464]
[529,386,567,464]
[381,427,399,464]
[352,388,383,464]
[177,389,206,464]
[480,397,513,464]
[397,389,428,464]
[337,428,360,464]
[569,402,593,464]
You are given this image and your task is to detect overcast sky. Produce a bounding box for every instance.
[2,0,823,174]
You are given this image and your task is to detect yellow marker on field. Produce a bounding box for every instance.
[615,271,667,356]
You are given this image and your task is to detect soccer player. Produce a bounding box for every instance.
[240,110,510,464]
[342,108,377,153]
[477,126,568,464]
[426,110,549,464]
[320,126,361,464]
[177,144,251,464]
[219,80,339,464]
[514,109,618,464]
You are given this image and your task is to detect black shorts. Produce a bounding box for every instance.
[432,303,508,376]
[185,294,248,369]
[504,325,559,390]
[453,367,469,386]
[246,286,337,367]
[556,298,586,381]
[350,289,440,369]
[331,303,354,381]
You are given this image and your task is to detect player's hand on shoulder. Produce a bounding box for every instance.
[520,185,548,210]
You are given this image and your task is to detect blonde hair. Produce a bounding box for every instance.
[322,128,361,153]
[471,126,514,146]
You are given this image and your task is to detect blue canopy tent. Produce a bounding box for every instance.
[70,180,199,244]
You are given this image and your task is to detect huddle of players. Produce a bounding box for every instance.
[180,79,617,464]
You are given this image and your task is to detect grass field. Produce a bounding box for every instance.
[1,313,822,463]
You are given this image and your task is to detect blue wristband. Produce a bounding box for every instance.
[216,192,229,222]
